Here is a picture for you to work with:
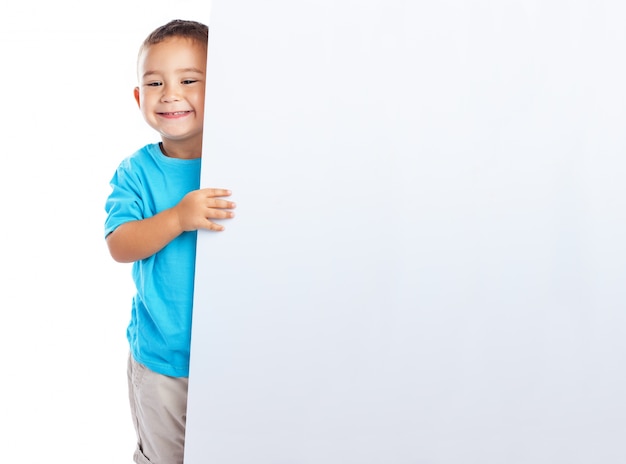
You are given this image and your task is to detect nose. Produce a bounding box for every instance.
[160,83,181,103]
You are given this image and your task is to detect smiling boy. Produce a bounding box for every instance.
[104,19,235,464]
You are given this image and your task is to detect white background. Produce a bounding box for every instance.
[186,1,626,463]
[0,1,209,462]
[2,1,626,464]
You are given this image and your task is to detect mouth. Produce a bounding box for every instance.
[158,110,193,118]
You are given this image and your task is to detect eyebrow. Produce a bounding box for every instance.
[142,67,205,78]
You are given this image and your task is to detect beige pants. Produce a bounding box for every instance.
[127,354,189,464]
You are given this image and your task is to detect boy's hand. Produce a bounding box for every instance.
[174,188,236,232]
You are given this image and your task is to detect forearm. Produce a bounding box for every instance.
[106,208,183,263]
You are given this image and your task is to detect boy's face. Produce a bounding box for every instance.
[134,37,207,156]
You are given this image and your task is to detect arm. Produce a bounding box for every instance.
[106,188,235,263]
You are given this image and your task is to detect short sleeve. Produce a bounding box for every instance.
[104,159,145,238]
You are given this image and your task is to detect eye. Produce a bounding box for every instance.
[182,79,197,85]
[145,82,162,87]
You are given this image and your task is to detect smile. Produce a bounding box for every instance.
[158,111,193,118]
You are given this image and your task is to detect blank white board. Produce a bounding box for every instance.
[186,1,626,463]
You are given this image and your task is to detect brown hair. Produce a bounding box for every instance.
[139,19,208,56]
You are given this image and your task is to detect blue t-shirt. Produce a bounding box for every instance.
[104,142,201,377]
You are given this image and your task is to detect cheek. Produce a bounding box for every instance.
[142,93,163,115]
[194,96,206,114]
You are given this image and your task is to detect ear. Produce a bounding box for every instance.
[133,87,141,108]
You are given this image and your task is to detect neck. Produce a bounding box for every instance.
[159,139,202,159]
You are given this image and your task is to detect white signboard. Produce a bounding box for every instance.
[187,2,626,463]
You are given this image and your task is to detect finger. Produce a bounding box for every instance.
[202,188,232,198]
[201,220,226,232]
[209,199,236,209]
[206,208,235,219]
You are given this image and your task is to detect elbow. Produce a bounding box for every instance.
[106,231,135,264]
[109,251,135,264]
[107,245,134,264]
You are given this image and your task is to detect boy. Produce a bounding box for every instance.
[104,19,235,464]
